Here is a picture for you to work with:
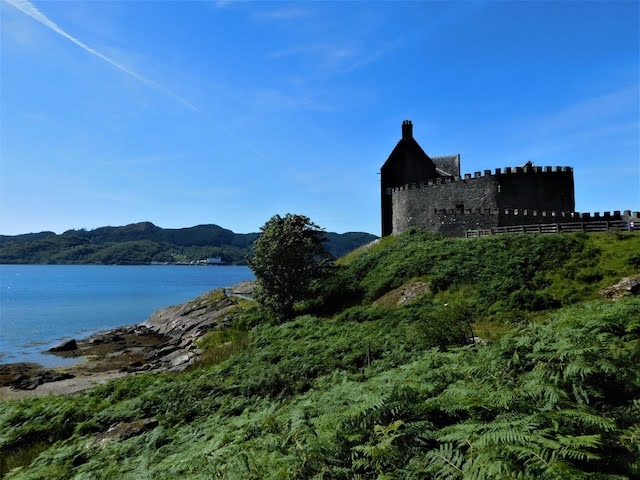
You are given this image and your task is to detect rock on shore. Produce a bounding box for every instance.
[1,282,255,393]
[140,288,243,371]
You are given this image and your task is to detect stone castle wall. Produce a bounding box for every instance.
[497,167,574,211]
[390,175,498,234]
[433,209,637,237]
[390,166,578,235]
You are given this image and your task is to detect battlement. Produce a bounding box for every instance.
[433,208,640,221]
[390,165,573,193]
[433,209,638,220]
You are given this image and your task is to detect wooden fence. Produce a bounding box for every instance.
[466,220,638,238]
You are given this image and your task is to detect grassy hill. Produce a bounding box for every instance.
[1,230,639,479]
[0,222,377,265]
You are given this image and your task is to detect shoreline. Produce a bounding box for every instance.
[0,281,255,400]
[0,324,174,399]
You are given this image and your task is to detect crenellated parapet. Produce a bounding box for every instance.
[389,165,573,193]
[433,208,637,220]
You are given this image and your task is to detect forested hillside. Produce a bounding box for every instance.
[0,222,376,265]
[1,230,639,479]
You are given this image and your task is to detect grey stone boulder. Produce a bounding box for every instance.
[226,280,256,297]
[95,418,158,445]
[169,352,193,368]
[10,371,75,390]
[156,345,181,358]
[49,339,78,352]
[372,281,430,307]
[142,289,238,344]
[599,275,640,299]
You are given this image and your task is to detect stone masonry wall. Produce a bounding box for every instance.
[447,209,637,236]
[497,167,574,211]
[390,167,577,236]
[391,175,498,234]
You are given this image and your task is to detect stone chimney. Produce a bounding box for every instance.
[401,120,413,139]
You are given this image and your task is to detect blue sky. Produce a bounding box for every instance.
[1,0,638,236]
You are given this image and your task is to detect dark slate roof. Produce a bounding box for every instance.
[380,137,434,171]
[432,154,461,177]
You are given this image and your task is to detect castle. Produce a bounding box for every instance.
[381,120,637,237]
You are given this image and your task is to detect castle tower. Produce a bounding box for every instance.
[380,120,451,236]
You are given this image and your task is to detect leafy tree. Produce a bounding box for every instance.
[248,214,332,320]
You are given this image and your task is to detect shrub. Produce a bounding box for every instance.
[248,214,332,321]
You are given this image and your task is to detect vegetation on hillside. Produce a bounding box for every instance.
[249,214,332,320]
[1,231,639,479]
[0,222,376,265]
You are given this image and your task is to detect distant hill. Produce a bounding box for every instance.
[0,222,377,265]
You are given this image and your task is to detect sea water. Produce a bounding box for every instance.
[0,265,254,367]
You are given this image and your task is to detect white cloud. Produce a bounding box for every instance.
[23,112,47,121]
[510,87,640,159]
[0,4,45,49]
[254,88,338,112]
[254,6,311,20]
[340,38,405,73]
[214,0,237,7]
[528,86,638,137]
[270,44,318,59]
[270,36,404,75]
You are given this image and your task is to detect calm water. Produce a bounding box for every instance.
[0,265,254,367]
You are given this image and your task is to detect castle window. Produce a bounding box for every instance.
[456,203,464,211]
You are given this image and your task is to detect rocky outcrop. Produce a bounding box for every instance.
[56,288,242,374]
[3,283,253,393]
[226,280,255,297]
[139,288,242,371]
[144,289,236,337]
[47,324,167,373]
[373,281,430,307]
[95,418,159,445]
[10,371,75,390]
[599,275,640,300]
[45,287,245,375]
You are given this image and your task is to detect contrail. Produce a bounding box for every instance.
[4,0,198,111]
[4,0,269,160]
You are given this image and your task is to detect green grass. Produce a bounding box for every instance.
[191,328,249,369]
[1,231,639,479]
[322,230,640,314]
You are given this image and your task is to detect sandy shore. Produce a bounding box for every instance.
[0,325,169,401]
[0,371,128,400]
